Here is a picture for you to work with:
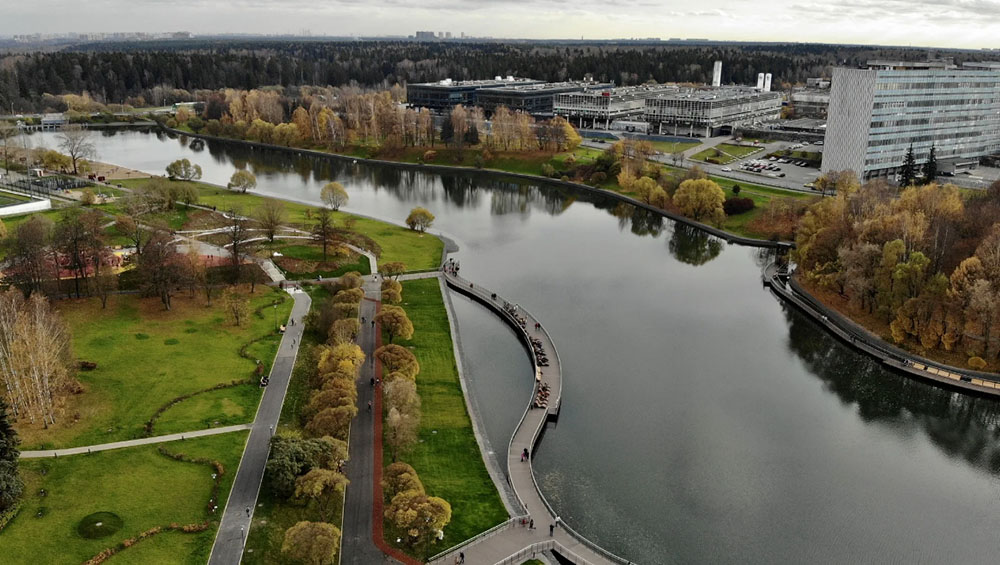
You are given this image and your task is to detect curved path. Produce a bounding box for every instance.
[765,264,1000,397]
[429,271,628,565]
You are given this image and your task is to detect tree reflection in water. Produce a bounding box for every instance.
[783,302,1000,473]
[668,223,723,266]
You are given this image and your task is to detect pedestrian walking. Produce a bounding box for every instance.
[529,519,534,530]
[367,400,372,412]
[245,506,251,518]
[362,316,366,324]
[459,552,465,564]
[371,319,375,328]
[521,447,529,462]
[549,523,555,536]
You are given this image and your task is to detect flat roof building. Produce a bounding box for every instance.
[475,80,613,116]
[553,85,679,129]
[644,87,782,137]
[822,66,1000,178]
[406,77,544,111]
[790,89,831,118]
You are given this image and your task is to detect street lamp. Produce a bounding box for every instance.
[273,303,277,331]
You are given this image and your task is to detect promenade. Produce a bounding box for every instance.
[429,270,625,565]
[765,264,1000,397]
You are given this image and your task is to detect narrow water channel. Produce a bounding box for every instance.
[22,129,1000,564]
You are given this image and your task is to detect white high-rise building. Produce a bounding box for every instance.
[764,73,772,92]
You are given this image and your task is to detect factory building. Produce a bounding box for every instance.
[552,85,679,129]
[406,77,543,111]
[643,87,783,137]
[475,80,614,116]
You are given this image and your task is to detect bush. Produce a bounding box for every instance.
[560,175,570,182]
[165,118,178,129]
[540,163,556,177]
[969,356,988,370]
[723,196,756,215]
[422,150,437,162]
[474,155,485,169]
[187,116,205,132]
[589,171,607,184]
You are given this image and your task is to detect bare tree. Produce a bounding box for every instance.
[56,125,96,175]
[254,199,287,243]
[225,210,260,290]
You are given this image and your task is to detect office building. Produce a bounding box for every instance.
[643,87,782,137]
[789,89,831,118]
[553,85,678,129]
[822,65,1000,178]
[406,77,544,111]
[475,81,613,116]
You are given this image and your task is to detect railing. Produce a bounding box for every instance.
[426,517,526,562]
[493,540,557,565]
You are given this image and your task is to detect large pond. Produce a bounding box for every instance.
[24,129,1000,563]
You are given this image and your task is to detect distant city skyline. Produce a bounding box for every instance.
[4,0,1000,50]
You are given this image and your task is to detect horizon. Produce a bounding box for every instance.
[4,0,1000,50]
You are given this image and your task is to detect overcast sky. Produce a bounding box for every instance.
[4,0,1000,49]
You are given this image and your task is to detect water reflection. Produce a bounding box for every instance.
[668,223,723,265]
[783,302,1000,472]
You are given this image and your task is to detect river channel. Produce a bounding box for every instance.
[24,129,1000,564]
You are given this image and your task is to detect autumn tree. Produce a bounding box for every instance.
[265,435,347,499]
[222,288,251,326]
[228,170,257,193]
[381,279,402,304]
[405,207,434,233]
[385,489,452,555]
[380,262,406,280]
[386,406,420,462]
[139,229,183,310]
[255,199,287,242]
[313,208,338,261]
[165,158,202,181]
[281,521,341,565]
[673,179,726,226]
[224,211,259,287]
[6,215,54,295]
[375,344,420,379]
[56,125,95,175]
[294,468,349,522]
[320,182,349,211]
[0,290,75,427]
[376,305,414,343]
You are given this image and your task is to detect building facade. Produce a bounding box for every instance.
[406,77,543,111]
[475,81,613,116]
[821,65,1000,178]
[553,85,678,129]
[643,87,782,137]
[789,90,831,118]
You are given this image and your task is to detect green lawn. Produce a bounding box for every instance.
[271,242,372,280]
[2,432,248,565]
[116,178,442,272]
[385,279,507,555]
[648,140,700,154]
[691,143,762,164]
[19,290,291,450]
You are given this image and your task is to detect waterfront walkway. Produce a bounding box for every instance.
[429,270,625,565]
[764,264,1000,397]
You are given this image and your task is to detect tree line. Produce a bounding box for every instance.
[3,41,993,111]
[794,174,1000,369]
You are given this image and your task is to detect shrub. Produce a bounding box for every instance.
[732,184,741,195]
[80,189,97,206]
[474,155,485,169]
[723,196,756,215]
[540,163,556,178]
[422,150,437,162]
[560,175,570,182]
[589,171,607,184]
[969,356,988,370]
[187,116,205,131]
[165,118,177,129]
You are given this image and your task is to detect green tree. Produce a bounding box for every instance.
[673,179,726,226]
[265,436,347,499]
[0,397,23,512]
[281,521,341,565]
[228,170,257,193]
[320,182,349,211]
[440,118,454,145]
[405,207,435,233]
[899,145,917,188]
[380,261,406,280]
[922,145,938,185]
[384,490,452,556]
[165,158,202,181]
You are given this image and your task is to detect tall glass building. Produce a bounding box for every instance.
[822,62,1000,178]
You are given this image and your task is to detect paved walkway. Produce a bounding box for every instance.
[19,424,251,459]
[208,286,312,565]
[431,271,624,565]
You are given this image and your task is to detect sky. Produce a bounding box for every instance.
[4,0,1000,49]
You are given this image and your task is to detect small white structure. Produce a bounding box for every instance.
[0,198,51,217]
[712,61,722,87]
[764,73,773,92]
[756,73,765,90]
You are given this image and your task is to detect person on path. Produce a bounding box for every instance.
[522,447,529,462]
[245,506,251,518]
[529,518,534,530]
[459,552,465,564]
[362,316,366,324]
[371,319,375,328]
[549,523,555,536]
[367,400,372,412]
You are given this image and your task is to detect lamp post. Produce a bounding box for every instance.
[272,303,277,332]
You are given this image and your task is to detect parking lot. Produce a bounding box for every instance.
[688,138,824,194]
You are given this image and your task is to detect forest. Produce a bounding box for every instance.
[1,41,993,111]
[794,174,1000,370]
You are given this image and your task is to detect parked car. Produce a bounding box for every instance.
[815,141,824,145]
[721,167,732,172]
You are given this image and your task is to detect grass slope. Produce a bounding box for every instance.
[2,432,248,565]
[20,290,290,450]
[387,278,507,554]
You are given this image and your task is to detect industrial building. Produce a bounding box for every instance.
[406,77,543,111]
[789,90,831,118]
[643,87,783,137]
[821,62,1000,178]
[553,85,679,129]
[475,80,613,116]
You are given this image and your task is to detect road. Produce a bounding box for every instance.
[207,286,312,565]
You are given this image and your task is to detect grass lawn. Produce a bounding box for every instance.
[270,242,372,280]
[116,178,442,272]
[244,284,338,565]
[2,431,248,565]
[18,289,291,450]
[648,140,700,154]
[691,143,762,164]
[385,278,507,556]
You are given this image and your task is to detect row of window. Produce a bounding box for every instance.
[873,98,1000,109]
[876,81,1000,90]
